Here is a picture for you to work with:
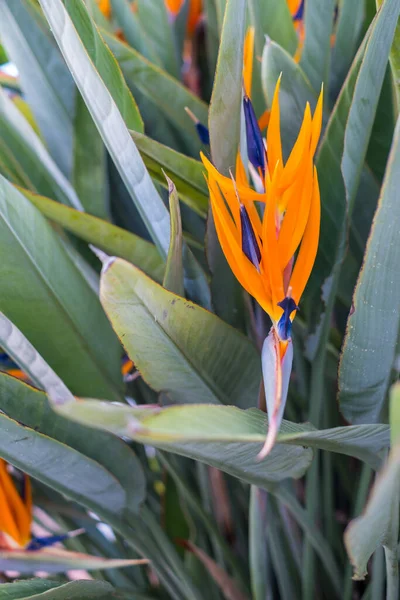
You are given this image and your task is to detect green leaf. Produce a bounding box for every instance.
[0,373,146,513]
[99,257,260,407]
[73,93,109,219]
[22,188,165,283]
[339,117,400,424]
[0,87,82,209]
[300,0,337,94]
[377,0,400,108]
[344,446,400,582]
[0,550,147,575]
[0,375,200,600]
[390,382,400,448]
[60,401,389,471]
[134,0,180,78]
[0,175,122,400]
[59,402,315,485]
[209,0,246,174]
[0,579,116,599]
[0,0,75,177]
[248,0,298,57]
[38,0,173,257]
[130,131,209,217]
[330,0,365,99]
[102,30,208,156]
[163,176,185,297]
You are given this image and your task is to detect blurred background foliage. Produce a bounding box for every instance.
[0,0,399,598]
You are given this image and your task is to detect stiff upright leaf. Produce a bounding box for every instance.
[0,175,122,400]
[248,0,298,57]
[163,177,185,297]
[339,116,400,424]
[0,0,75,177]
[300,0,337,93]
[209,0,246,174]
[22,188,165,283]
[99,257,261,408]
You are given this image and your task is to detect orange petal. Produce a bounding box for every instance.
[290,166,321,304]
[258,109,270,132]
[287,0,303,16]
[267,75,283,178]
[278,102,312,193]
[243,27,255,98]
[310,86,324,157]
[0,461,31,547]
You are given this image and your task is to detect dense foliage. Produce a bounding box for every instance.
[0,0,399,598]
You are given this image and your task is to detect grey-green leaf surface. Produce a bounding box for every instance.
[344,446,400,580]
[163,177,185,297]
[0,87,82,209]
[330,0,365,99]
[0,551,147,575]
[248,0,298,57]
[103,30,208,155]
[59,402,313,485]
[0,175,122,400]
[22,188,165,283]
[377,0,400,108]
[339,116,400,424]
[300,0,337,93]
[0,579,116,599]
[60,401,390,482]
[0,375,198,600]
[209,0,246,174]
[134,0,179,78]
[341,0,400,207]
[0,0,75,177]
[130,131,209,217]
[0,311,74,404]
[99,257,261,408]
[73,93,109,219]
[0,374,146,514]
[38,0,172,257]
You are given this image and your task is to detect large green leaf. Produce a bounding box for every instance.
[209,0,246,174]
[0,579,117,599]
[377,0,400,108]
[60,401,390,482]
[330,0,365,99]
[300,0,337,93]
[60,402,314,484]
[37,0,173,254]
[0,375,199,600]
[249,0,297,57]
[339,116,400,424]
[22,188,165,283]
[0,0,75,177]
[344,446,400,582]
[0,550,147,575]
[102,30,208,156]
[0,87,82,209]
[73,93,109,218]
[0,175,122,400]
[99,257,260,407]
[130,131,209,217]
[134,0,179,78]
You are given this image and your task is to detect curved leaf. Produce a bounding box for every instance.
[209,0,246,174]
[0,175,122,400]
[339,117,400,424]
[249,0,297,57]
[22,188,165,283]
[0,0,75,177]
[0,579,117,599]
[99,257,260,408]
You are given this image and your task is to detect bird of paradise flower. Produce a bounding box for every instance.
[201,29,323,458]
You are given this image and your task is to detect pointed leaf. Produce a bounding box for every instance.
[339,117,400,424]
[22,188,165,283]
[0,549,148,574]
[99,257,260,407]
[209,0,246,174]
[0,0,75,177]
[0,175,122,400]
[163,177,185,297]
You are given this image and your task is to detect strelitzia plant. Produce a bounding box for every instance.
[202,70,322,455]
[0,0,399,598]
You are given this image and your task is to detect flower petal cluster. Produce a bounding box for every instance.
[0,459,32,550]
